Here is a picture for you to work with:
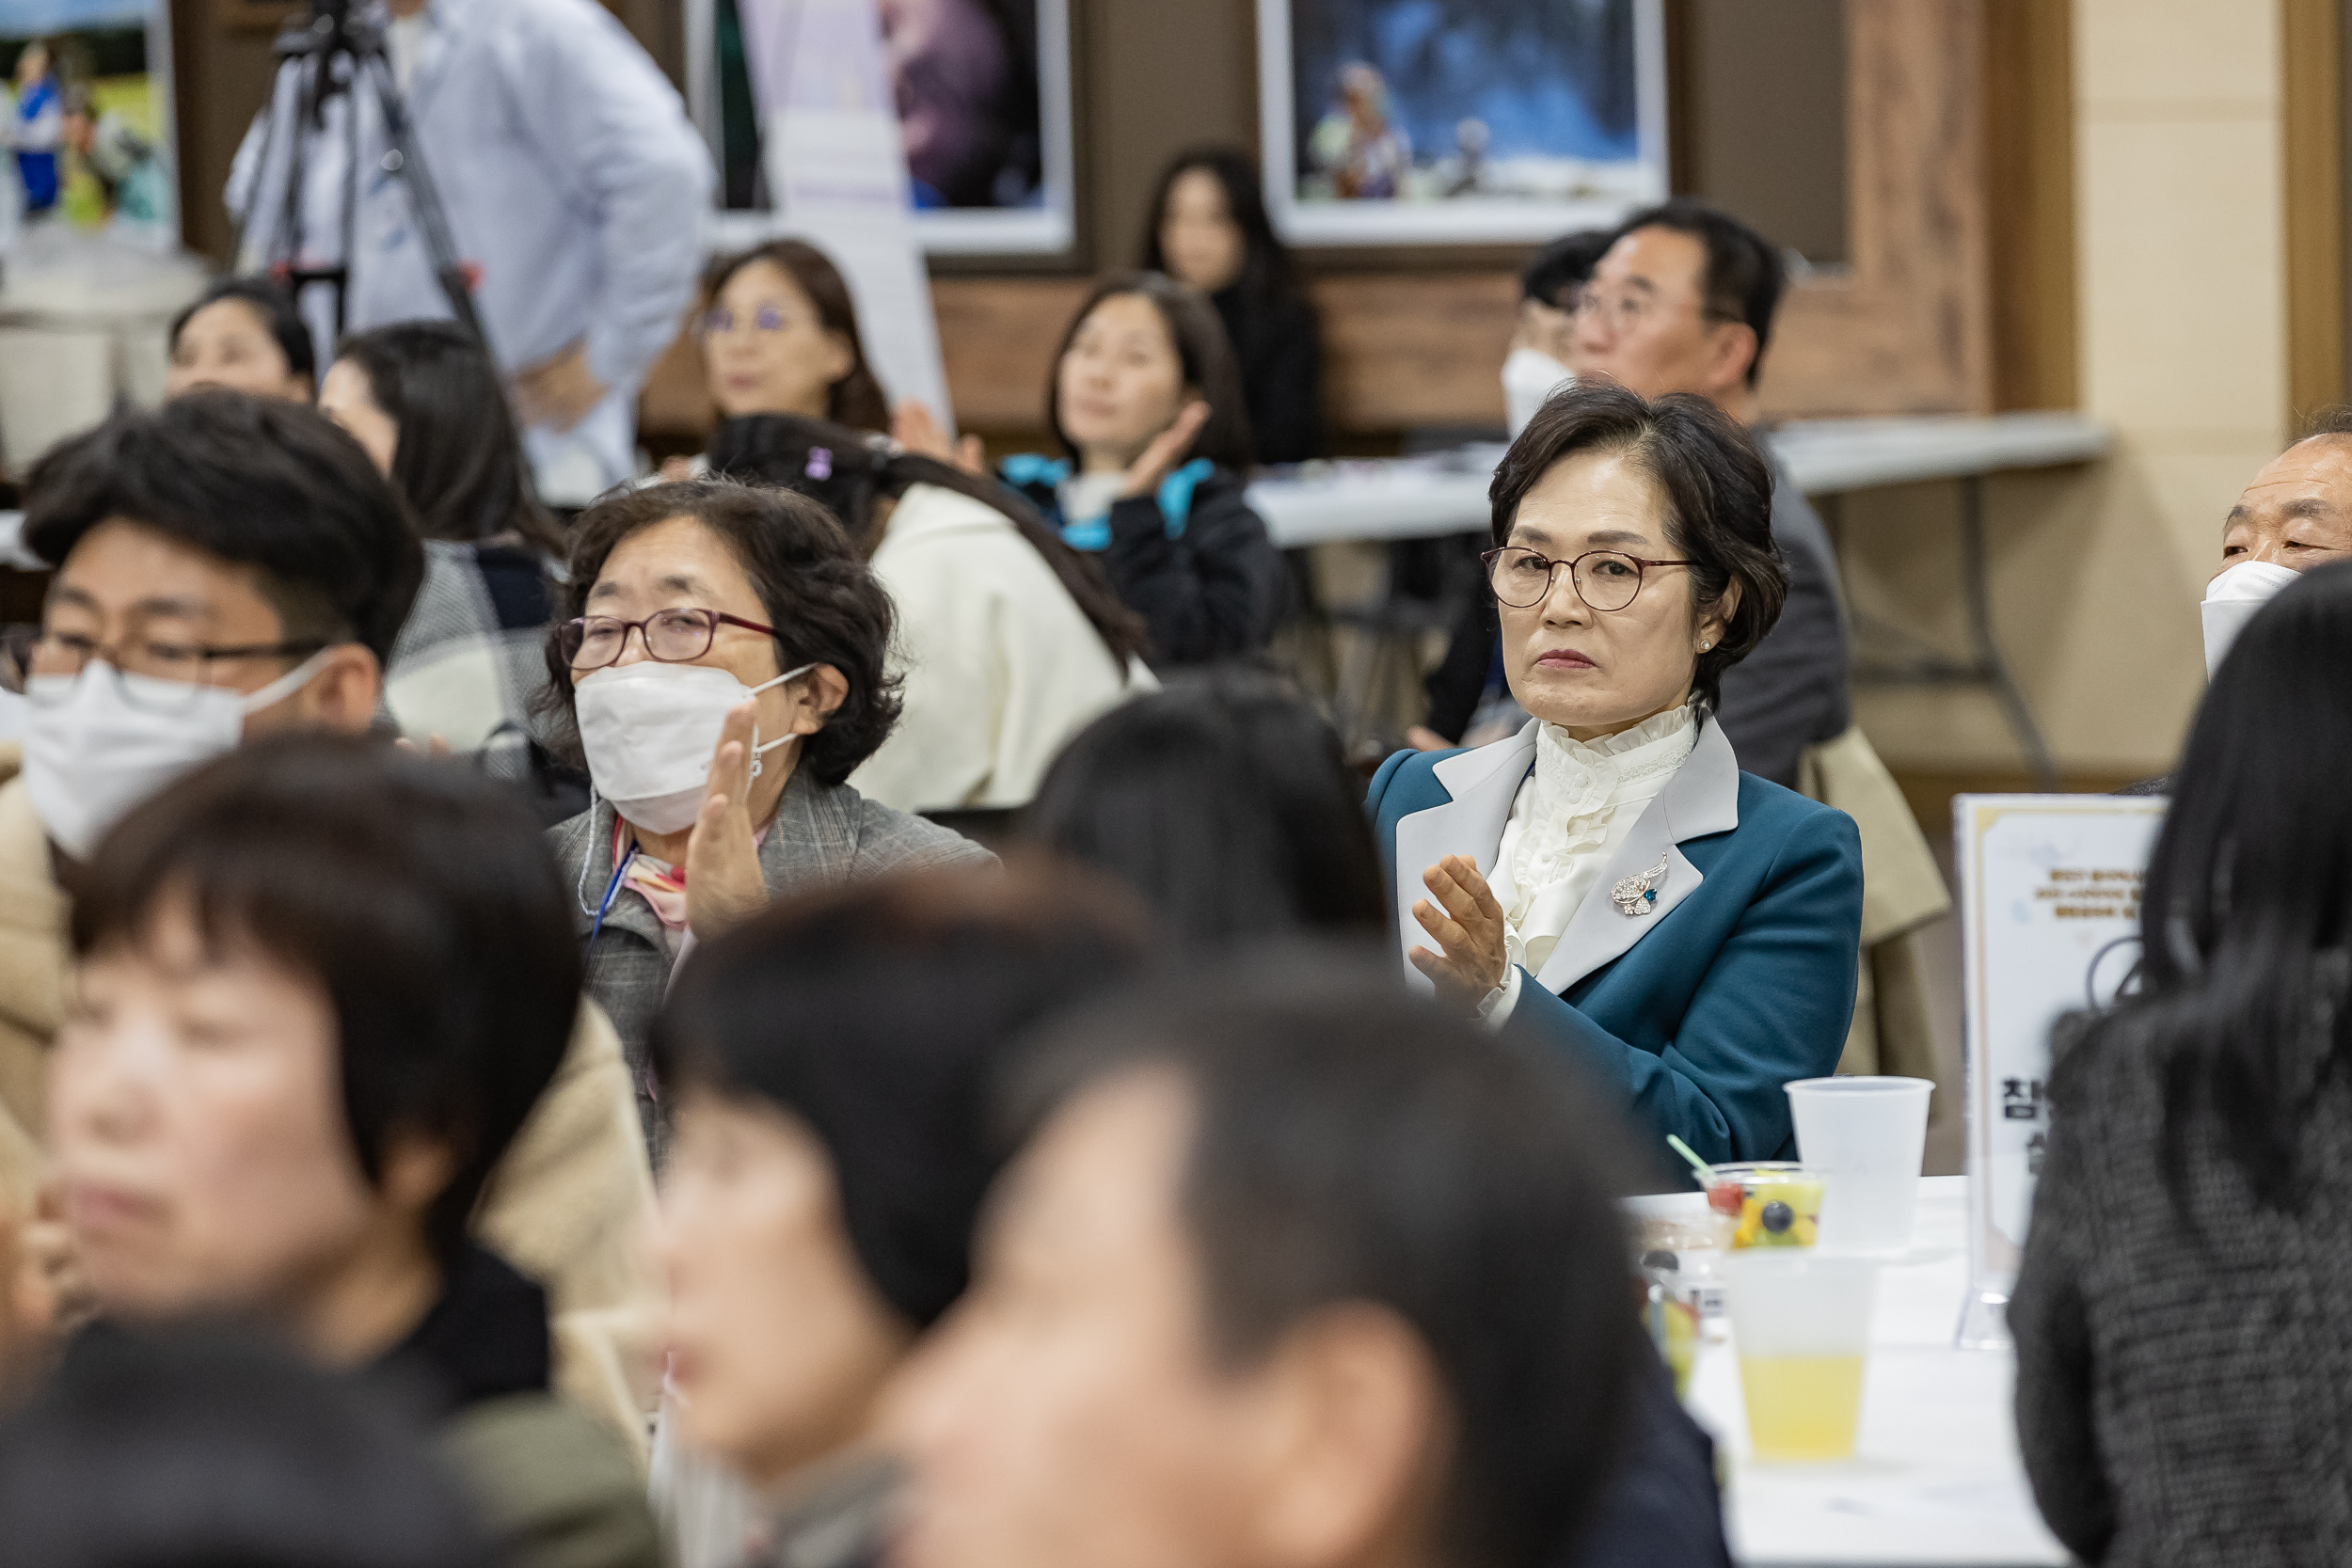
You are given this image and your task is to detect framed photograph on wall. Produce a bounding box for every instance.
[687,0,1076,257]
[1,0,177,245]
[1256,0,1668,246]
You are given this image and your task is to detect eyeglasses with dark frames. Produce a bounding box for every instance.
[559,608,780,672]
[1480,546,1693,612]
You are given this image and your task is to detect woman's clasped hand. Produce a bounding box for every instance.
[1408,854,1511,1010]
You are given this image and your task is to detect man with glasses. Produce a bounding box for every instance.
[1565,199,1851,788]
[0,391,660,1457]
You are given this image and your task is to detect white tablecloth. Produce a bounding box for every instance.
[1677,1175,2068,1567]
[1245,414,2113,549]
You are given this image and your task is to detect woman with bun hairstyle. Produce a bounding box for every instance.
[707,414,1151,816]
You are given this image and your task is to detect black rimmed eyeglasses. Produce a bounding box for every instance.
[1480,547,1692,611]
[558,608,779,672]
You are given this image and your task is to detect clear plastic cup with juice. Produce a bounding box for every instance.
[1724,1251,1878,1461]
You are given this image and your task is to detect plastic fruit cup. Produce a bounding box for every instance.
[1710,1162,1829,1249]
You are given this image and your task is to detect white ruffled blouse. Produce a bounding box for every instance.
[1486,705,1700,1009]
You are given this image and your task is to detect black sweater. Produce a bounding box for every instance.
[1213,287,1323,466]
[1007,464,1291,667]
[2010,1015,2352,1565]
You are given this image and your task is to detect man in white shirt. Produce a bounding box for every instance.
[230,0,713,502]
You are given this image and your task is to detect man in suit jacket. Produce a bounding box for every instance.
[1565,199,1851,788]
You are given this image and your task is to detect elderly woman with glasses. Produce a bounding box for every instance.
[539,479,994,1153]
[1366,382,1862,1164]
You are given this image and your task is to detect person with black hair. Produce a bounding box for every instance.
[45,735,658,1568]
[1366,381,1862,1162]
[539,480,994,1148]
[164,276,316,404]
[2010,562,2352,1567]
[647,859,1150,1568]
[1500,229,1611,441]
[0,392,661,1459]
[1000,272,1290,667]
[1411,230,1618,753]
[322,322,581,818]
[882,960,1656,1568]
[1141,146,1323,466]
[1021,673,1386,943]
[0,1328,494,1568]
[705,415,1149,816]
[1565,198,1851,790]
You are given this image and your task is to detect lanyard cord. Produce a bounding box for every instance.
[586,841,637,954]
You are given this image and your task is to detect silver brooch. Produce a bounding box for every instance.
[1610,853,1670,917]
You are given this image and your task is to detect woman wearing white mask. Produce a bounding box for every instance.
[539,479,994,1154]
[1498,230,1609,440]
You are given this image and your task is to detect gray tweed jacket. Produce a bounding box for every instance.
[548,772,996,1160]
[2010,1015,2352,1566]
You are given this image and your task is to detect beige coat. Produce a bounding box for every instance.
[0,747,660,1461]
[1796,725,1952,1101]
[849,483,1152,814]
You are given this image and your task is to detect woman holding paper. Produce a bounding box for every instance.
[1365,381,1863,1163]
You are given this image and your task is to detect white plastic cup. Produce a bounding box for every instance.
[1785,1075,1932,1256]
[1724,1251,1879,1461]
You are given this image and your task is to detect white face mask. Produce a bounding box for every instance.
[23,653,333,862]
[2200,559,2301,677]
[574,660,817,836]
[1502,347,1574,439]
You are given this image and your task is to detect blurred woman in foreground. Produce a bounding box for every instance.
[45,736,656,1567]
[2011,562,2352,1568]
[650,861,1149,1567]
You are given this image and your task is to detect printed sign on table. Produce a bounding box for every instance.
[1955,794,2165,1348]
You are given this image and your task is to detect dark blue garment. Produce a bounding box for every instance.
[1367,718,1861,1162]
[1561,1351,1733,1568]
[998,458,1289,666]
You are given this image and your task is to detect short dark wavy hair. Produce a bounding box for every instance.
[1487,381,1786,710]
[539,479,902,786]
[23,391,422,665]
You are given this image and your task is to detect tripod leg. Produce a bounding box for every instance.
[355,47,488,349]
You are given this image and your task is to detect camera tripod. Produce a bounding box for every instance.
[233,0,485,347]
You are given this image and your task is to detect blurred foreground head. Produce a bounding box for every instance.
[651,859,1152,1488]
[882,958,1642,1568]
[0,1327,490,1568]
[50,734,579,1349]
[1023,673,1387,943]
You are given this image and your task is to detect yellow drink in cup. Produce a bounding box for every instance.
[1724,1253,1878,1462]
[1737,1354,1867,1460]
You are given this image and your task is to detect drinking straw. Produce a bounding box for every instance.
[1666,1134,1718,1188]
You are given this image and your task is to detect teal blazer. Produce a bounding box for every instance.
[1368,716,1862,1163]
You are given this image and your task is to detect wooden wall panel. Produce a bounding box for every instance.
[2283,0,2344,423]
[1983,0,2078,412]
[1756,0,1993,419]
[894,272,1518,439]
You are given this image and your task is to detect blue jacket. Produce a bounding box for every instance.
[1368,716,1862,1162]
